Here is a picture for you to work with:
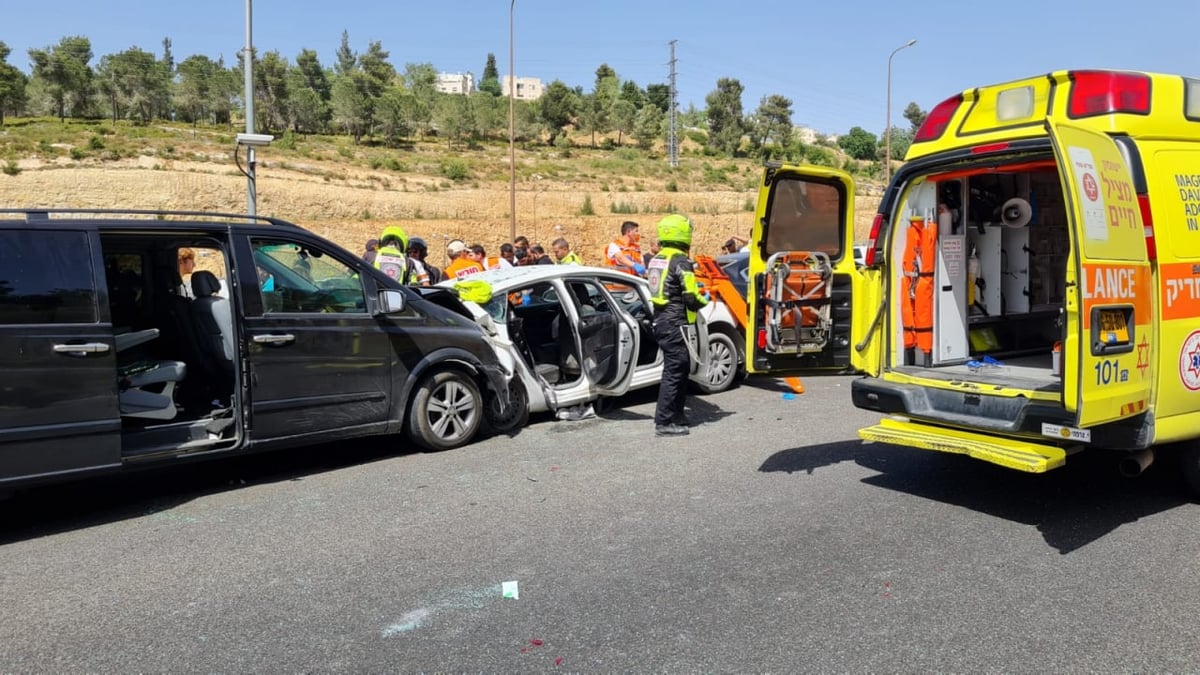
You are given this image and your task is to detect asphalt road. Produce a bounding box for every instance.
[2,375,1199,672]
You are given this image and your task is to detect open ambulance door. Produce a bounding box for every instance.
[746,163,881,377]
[1047,121,1152,428]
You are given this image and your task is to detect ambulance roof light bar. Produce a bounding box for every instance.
[913,93,963,143]
[1067,70,1151,118]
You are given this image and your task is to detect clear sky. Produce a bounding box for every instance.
[3,0,1197,135]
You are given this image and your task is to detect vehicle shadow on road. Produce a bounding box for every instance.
[0,438,417,546]
[760,440,1193,554]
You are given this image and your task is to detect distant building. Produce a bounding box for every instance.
[501,76,544,101]
[795,127,820,145]
[435,72,476,95]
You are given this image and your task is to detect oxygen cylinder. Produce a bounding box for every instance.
[937,203,952,232]
[967,246,980,309]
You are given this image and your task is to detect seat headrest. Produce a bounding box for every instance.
[191,270,222,298]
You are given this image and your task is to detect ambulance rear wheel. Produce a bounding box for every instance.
[1181,443,1200,499]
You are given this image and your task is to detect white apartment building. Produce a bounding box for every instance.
[435,72,476,95]
[501,76,544,101]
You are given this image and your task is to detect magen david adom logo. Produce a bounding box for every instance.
[1179,330,1200,391]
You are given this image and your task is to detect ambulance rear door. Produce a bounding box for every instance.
[1048,121,1152,428]
[746,163,881,376]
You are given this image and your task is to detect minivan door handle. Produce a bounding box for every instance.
[252,333,296,345]
[53,342,111,355]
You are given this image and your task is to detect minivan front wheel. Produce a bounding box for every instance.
[408,370,482,451]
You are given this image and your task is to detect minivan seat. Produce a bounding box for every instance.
[191,271,235,394]
[115,328,187,420]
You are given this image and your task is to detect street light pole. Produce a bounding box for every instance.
[244,0,257,216]
[885,38,917,185]
[508,0,517,242]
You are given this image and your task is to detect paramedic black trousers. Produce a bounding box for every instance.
[653,318,691,427]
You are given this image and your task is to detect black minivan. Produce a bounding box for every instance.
[0,209,512,491]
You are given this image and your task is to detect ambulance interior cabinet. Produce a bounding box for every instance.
[934,234,969,363]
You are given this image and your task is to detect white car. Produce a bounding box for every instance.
[440,265,744,430]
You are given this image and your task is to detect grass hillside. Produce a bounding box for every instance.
[0,118,883,266]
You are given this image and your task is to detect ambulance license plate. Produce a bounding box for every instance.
[1098,309,1129,345]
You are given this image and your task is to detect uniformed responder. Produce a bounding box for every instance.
[374,225,428,286]
[551,237,583,265]
[647,214,710,437]
[605,220,645,276]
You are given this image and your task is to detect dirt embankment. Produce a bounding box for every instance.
[0,158,882,266]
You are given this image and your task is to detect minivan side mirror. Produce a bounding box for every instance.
[378,289,407,315]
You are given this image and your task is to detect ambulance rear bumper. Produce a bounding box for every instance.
[859,416,1073,473]
[851,376,1152,450]
[850,377,1074,434]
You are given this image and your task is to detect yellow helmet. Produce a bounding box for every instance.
[380,225,408,250]
[656,214,693,246]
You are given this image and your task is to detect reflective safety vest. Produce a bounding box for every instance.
[605,238,641,274]
[445,257,484,279]
[375,246,417,285]
[648,247,707,325]
[484,255,510,270]
[559,251,583,265]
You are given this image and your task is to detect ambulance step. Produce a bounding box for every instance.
[858,417,1074,473]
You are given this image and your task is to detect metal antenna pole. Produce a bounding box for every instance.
[508,0,517,242]
[244,0,256,216]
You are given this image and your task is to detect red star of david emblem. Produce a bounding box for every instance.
[1188,342,1200,381]
[1137,336,1151,378]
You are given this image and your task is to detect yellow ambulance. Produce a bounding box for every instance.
[747,69,1200,494]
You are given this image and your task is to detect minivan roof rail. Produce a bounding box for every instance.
[0,208,301,228]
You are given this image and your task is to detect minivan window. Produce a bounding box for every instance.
[0,230,96,324]
[252,239,367,314]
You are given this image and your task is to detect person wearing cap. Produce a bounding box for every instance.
[407,237,442,285]
[374,225,427,286]
[363,238,380,265]
[444,239,484,279]
[647,214,710,437]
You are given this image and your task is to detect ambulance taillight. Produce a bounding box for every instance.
[1067,71,1151,118]
[1138,193,1156,260]
[864,214,884,267]
[913,94,963,143]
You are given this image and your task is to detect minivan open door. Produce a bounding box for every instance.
[746,163,881,376]
[1047,121,1153,428]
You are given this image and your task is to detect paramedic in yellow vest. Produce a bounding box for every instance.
[374,225,429,286]
[606,220,645,275]
[647,214,709,437]
[551,237,583,265]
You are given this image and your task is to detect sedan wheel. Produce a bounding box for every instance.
[695,331,740,394]
[408,370,482,451]
[485,378,530,434]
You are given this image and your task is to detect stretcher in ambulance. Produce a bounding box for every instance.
[749,69,1200,496]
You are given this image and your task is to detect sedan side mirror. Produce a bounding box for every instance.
[378,289,407,315]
